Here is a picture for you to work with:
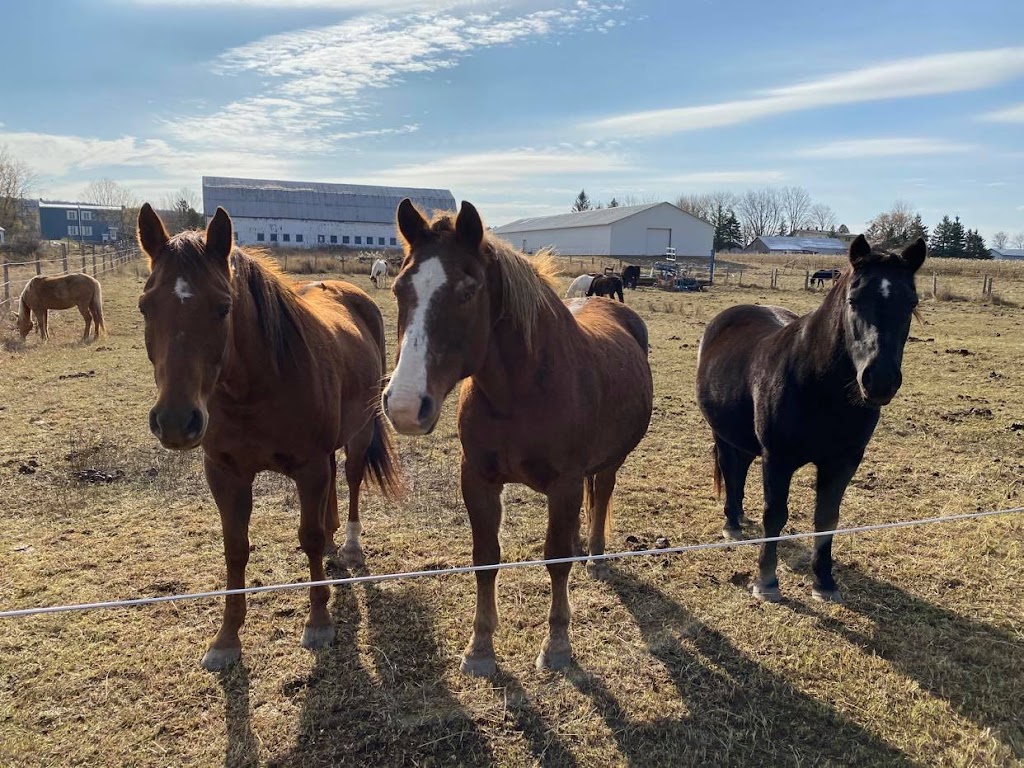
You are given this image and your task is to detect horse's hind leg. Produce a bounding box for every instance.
[810,461,858,602]
[716,438,756,540]
[585,466,619,580]
[537,476,584,671]
[202,457,255,671]
[753,456,793,602]
[339,423,374,569]
[295,456,335,650]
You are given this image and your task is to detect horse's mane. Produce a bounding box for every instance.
[169,232,331,372]
[427,213,562,350]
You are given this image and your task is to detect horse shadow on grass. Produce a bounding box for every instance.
[775,540,1024,758]
[258,579,494,768]
[567,569,919,767]
[220,663,260,768]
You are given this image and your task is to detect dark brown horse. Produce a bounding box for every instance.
[383,199,653,675]
[137,204,401,671]
[586,274,624,302]
[696,235,925,602]
[622,265,641,290]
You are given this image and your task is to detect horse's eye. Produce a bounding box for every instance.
[217,303,231,319]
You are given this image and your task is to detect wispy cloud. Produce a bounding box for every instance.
[349,147,630,187]
[794,137,976,159]
[585,47,1024,138]
[978,102,1024,123]
[165,2,625,154]
[656,170,785,185]
[131,0,495,8]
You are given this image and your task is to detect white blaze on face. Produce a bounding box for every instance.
[880,278,891,299]
[383,258,447,426]
[173,277,194,303]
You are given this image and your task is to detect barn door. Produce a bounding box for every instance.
[645,228,671,256]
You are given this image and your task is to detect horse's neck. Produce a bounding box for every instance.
[799,289,854,381]
[219,279,281,399]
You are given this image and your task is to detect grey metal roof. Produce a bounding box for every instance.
[494,202,711,234]
[990,248,1024,258]
[38,200,121,211]
[202,176,456,224]
[755,235,849,253]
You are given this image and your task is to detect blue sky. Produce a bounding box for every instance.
[1,0,1022,236]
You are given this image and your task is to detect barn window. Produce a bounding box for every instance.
[256,233,265,242]
[365,235,372,245]
[81,226,93,237]
[68,225,79,235]
[331,235,338,244]
[81,210,93,221]
[317,235,325,244]
[390,237,397,246]
[233,232,239,243]
[354,236,362,245]
[270,233,278,242]
[283,234,290,242]
[378,237,385,246]
[67,210,78,220]
[296,234,303,243]
[341,236,349,244]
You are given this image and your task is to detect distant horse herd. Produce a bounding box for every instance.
[10,202,926,676]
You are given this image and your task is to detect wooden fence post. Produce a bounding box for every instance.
[804,270,810,290]
[2,261,9,309]
[92,252,97,276]
[62,250,69,274]
[36,251,42,275]
[932,273,937,298]
[82,253,87,273]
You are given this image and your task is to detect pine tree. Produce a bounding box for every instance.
[725,212,742,247]
[930,216,953,258]
[964,229,988,259]
[777,219,788,236]
[572,189,591,212]
[909,213,928,243]
[949,215,966,257]
[608,198,619,208]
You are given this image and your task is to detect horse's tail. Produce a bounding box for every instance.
[363,413,404,502]
[582,474,596,533]
[711,443,723,498]
[90,281,106,337]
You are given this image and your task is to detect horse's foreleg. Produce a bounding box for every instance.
[78,304,91,340]
[294,456,335,650]
[460,462,503,677]
[202,456,255,671]
[811,461,858,602]
[339,422,375,569]
[753,456,793,602]
[537,477,583,671]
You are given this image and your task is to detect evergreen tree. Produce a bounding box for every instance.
[572,189,591,212]
[949,216,966,257]
[964,229,989,259]
[725,211,742,246]
[909,213,928,242]
[608,198,619,208]
[930,215,968,258]
[777,219,788,236]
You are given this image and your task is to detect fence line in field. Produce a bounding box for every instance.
[2,506,1020,620]
[1,245,142,313]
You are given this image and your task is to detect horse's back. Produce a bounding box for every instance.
[697,304,797,453]
[298,279,385,362]
[28,273,98,308]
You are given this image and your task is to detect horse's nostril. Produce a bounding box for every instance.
[149,408,161,438]
[417,395,434,425]
[185,409,204,439]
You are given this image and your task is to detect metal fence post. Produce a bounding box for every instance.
[2,261,9,310]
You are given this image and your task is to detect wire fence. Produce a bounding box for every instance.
[1,243,142,313]
[2,505,1020,620]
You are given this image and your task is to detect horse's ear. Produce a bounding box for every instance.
[204,207,233,263]
[456,200,484,251]
[900,237,927,273]
[397,199,429,248]
[137,203,169,259]
[848,234,873,269]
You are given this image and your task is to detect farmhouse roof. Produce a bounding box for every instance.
[493,202,712,234]
[754,235,849,252]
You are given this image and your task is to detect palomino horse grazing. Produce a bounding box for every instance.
[17,273,105,341]
[370,258,389,289]
[696,235,926,602]
[383,199,653,675]
[137,204,401,671]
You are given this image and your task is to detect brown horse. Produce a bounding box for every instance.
[137,204,401,671]
[696,236,925,602]
[383,199,653,675]
[17,273,105,340]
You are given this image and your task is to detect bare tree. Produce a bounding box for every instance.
[780,186,812,232]
[808,203,838,232]
[737,187,785,242]
[82,178,137,208]
[864,200,920,249]
[675,193,713,222]
[991,231,1009,249]
[1012,232,1024,249]
[0,144,37,233]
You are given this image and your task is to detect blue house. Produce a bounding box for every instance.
[38,201,124,243]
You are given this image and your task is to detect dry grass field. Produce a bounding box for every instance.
[1,254,1022,767]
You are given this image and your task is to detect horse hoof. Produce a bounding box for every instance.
[535,649,573,671]
[301,623,335,650]
[752,582,783,602]
[722,527,744,542]
[812,586,843,603]
[459,654,497,677]
[586,561,610,580]
[340,543,365,570]
[201,646,241,672]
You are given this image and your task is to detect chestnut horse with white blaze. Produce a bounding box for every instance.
[383,199,653,675]
[137,204,401,671]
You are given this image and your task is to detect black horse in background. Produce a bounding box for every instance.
[812,268,842,287]
[587,274,625,302]
[622,265,641,289]
[696,235,926,603]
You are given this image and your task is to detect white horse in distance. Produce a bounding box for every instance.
[370,258,389,289]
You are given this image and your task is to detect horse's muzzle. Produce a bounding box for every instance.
[150,405,207,450]
[382,390,438,435]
